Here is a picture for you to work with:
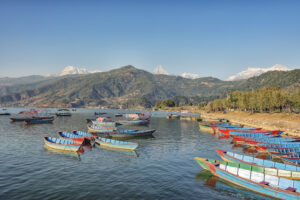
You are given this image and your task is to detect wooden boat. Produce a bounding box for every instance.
[267,148,300,156]
[216,149,300,179]
[166,114,180,119]
[11,116,54,122]
[108,129,155,138]
[94,112,107,115]
[117,119,150,126]
[92,117,121,127]
[279,155,300,165]
[56,109,72,116]
[0,109,10,115]
[123,113,150,120]
[25,118,54,124]
[216,149,300,167]
[218,129,283,137]
[72,130,94,139]
[87,124,117,133]
[57,131,90,144]
[232,135,299,146]
[256,143,300,151]
[43,137,83,152]
[195,157,300,199]
[94,137,138,150]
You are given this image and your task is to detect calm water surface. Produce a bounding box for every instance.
[0,109,272,200]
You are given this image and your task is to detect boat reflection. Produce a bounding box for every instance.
[195,171,272,200]
[44,145,81,160]
[94,143,138,157]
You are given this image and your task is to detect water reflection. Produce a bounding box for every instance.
[94,143,138,157]
[195,170,272,200]
[44,145,81,160]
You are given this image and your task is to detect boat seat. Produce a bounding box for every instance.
[285,187,296,192]
[259,181,269,185]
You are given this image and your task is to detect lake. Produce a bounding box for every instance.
[0,109,272,200]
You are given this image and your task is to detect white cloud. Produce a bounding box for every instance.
[227,64,291,81]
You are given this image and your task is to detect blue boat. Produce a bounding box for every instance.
[25,118,54,124]
[108,129,156,138]
[43,137,83,152]
[195,157,300,200]
[216,149,300,170]
[94,137,138,150]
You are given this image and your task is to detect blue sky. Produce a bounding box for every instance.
[0,0,299,79]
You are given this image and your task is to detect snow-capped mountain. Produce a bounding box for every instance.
[227,64,291,81]
[153,65,169,75]
[58,66,101,76]
[181,73,200,79]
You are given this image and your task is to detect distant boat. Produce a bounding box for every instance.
[25,117,54,125]
[0,108,10,115]
[43,137,84,152]
[0,112,11,116]
[56,109,72,116]
[94,137,138,151]
[166,114,180,119]
[87,124,118,133]
[115,113,123,117]
[92,117,121,127]
[108,129,156,138]
[94,112,107,115]
[117,119,150,126]
[10,109,54,122]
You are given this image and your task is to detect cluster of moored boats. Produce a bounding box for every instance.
[196,120,300,199]
[43,113,155,153]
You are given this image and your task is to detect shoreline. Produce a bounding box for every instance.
[202,111,300,137]
[158,106,300,136]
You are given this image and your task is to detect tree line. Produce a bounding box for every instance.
[204,86,300,113]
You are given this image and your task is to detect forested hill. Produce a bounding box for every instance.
[235,69,300,91]
[0,66,299,108]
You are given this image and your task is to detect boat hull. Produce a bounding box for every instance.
[109,129,155,138]
[195,158,300,200]
[95,137,138,150]
[43,137,82,152]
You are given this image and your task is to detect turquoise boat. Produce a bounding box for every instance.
[216,149,300,180]
[216,149,300,169]
[87,124,117,133]
[195,157,300,200]
[92,117,121,127]
[57,131,91,145]
[94,137,138,150]
[43,137,83,152]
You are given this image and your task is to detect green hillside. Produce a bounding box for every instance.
[0,66,299,108]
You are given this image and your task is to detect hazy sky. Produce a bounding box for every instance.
[0,0,299,79]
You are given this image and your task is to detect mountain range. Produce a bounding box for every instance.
[0,65,299,108]
[227,64,291,81]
